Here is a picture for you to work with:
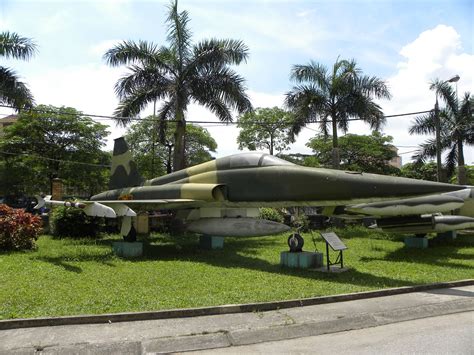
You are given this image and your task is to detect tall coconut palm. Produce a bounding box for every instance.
[409,79,473,185]
[285,58,391,169]
[104,0,252,171]
[0,31,37,109]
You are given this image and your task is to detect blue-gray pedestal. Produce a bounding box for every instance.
[112,241,143,258]
[436,231,457,240]
[404,236,428,249]
[280,251,323,269]
[429,231,457,246]
[199,235,224,250]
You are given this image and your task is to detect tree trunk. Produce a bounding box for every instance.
[172,109,186,171]
[331,115,340,169]
[457,140,467,185]
[269,134,274,155]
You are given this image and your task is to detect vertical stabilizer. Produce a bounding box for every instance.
[109,137,144,190]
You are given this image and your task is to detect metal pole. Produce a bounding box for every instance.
[326,242,330,271]
[434,95,442,182]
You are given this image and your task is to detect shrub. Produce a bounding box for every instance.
[50,206,104,238]
[259,207,284,223]
[291,213,310,231]
[0,204,42,251]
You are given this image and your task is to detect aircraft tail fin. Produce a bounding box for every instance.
[109,137,144,190]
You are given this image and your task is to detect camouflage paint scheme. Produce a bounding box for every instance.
[39,137,474,237]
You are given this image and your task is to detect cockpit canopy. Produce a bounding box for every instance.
[216,152,295,170]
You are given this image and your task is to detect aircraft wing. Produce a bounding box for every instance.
[35,196,205,218]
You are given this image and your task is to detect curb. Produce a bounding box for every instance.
[0,279,473,331]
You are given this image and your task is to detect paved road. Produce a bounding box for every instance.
[194,311,473,354]
[0,285,472,354]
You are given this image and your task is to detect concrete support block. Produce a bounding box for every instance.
[429,231,457,246]
[404,236,428,249]
[280,251,324,269]
[199,235,224,250]
[436,231,457,240]
[112,241,143,258]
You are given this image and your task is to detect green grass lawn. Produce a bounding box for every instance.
[0,227,473,320]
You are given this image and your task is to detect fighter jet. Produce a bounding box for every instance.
[36,137,474,245]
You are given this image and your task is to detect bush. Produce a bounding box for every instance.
[291,213,310,231]
[50,206,104,238]
[0,204,42,251]
[259,208,284,223]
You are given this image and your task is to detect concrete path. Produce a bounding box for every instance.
[195,311,473,354]
[0,285,473,354]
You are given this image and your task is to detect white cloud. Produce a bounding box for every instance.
[380,25,474,164]
[37,10,71,34]
[89,39,122,57]
[28,63,127,150]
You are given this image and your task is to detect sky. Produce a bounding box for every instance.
[1,0,473,165]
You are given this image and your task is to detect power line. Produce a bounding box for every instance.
[0,104,432,125]
[0,150,111,168]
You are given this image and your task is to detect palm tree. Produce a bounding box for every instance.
[409,79,473,185]
[0,31,37,109]
[285,58,391,169]
[104,0,252,171]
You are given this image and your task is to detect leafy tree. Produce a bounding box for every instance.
[104,0,251,172]
[125,117,217,179]
[409,80,473,184]
[237,107,294,155]
[285,58,391,169]
[0,31,37,109]
[0,105,110,198]
[278,153,320,167]
[306,131,399,174]
[400,162,437,182]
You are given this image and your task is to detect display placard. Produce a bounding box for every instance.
[320,232,347,251]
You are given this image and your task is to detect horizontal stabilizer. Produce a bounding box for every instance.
[346,194,465,216]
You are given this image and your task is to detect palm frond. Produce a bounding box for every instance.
[201,97,233,122]
[191,39,249,68]
[430,79,457,114]
[357,75,391,99]
[285,84,327,137]
[444,144,457,177]
[0,66,34,109]
[0,31,37,60]
[409,112,436,135]
[114,87,168,125]
[191,67,252,119]
[156,100,175,143]
[103,40,160,67]
[290,62,328,91]
[166,0,192,64]
[411,138,437,162]
[114,65,172,100]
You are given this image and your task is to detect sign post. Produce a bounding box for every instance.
[320,232,347,271]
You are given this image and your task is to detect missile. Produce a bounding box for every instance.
[347,194,465,216]
[186,217,291,237]
[34,195,116,218]
[375,215,474,233]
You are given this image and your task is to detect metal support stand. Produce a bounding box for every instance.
[325,241,344,271]
[321,232,347,271]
